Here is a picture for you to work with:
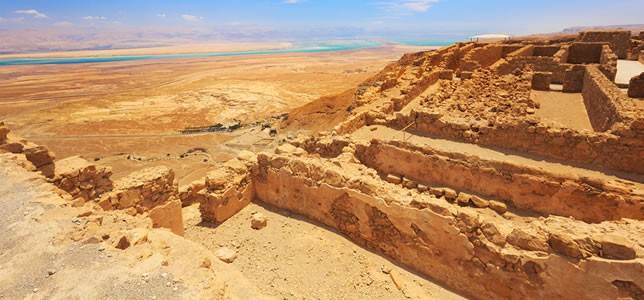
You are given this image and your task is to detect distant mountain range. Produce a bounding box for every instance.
[523,24,644,39]
[560,24,644,33]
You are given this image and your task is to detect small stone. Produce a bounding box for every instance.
[125,207,137,216]
[456,193,471,205]
[402,178,417,189]
[385,174,402,184]
[389,269,405,291]
[275,144,297,154]
[77,210,92,218]
[71,198,85,207]
[599,234,636,260]
[32,288,38,293]
[82,236,101,245]
[201,258,212,269]
[166,282,172,287]
[161,272,168,279]
[113,235,131,250]
[381,265,392,274]
[215,247,237,263]
[251,213,268,230]
[47,269,57,276]
[489,200,507,214]
[173,287,179,292]
[470,196,489,208]
[443,188,457,201]
[549,233,583,258]
[429,187,444,197]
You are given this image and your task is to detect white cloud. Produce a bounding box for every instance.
[375,0,438,12]
[54,21,73,27]
[156,13,167,18]
[284,0,302,3]
[15,9,48,19]
[82,16,107,20]
[182,14,203,22]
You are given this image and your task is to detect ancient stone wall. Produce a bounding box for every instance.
[97,166,184,235]
[628,73,644,98]
[392,70,440,111]
[178,153,257,224]
[567,43,604,64]
[533,46,561,57]
[460,44,505,72]
[506,45,533,57]
[494,57,564,83]
[582,66,624,131]
[252,152,644,300]
[354,140,642,223]
[531,72,551,90]
[553,46,569,64]
[577,30,631,59]
[562,65,586,92]
[0,122,56,178]
[388,110,644,174]
[53,156,113,201]
[97,166,177,211]
[599,45,618,81]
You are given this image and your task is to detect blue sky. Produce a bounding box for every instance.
[1,0,643,41]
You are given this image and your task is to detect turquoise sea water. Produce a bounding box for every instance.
[0,41,382,66]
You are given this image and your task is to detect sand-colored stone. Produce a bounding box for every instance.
[149,199,185,236]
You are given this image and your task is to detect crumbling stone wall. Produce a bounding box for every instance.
[53,156,113,201]
[0,122,55,178]
[628,72,644,98]
[97,166,184,235]
[494,56,564,83]
[389,109,644,174]
[460,44,505,72]
[567,43,604,64]
[506,45,533,57]
[533,45,561,57]
[98,166,177,211]
[393,70,440,111]
[252,152,644,300]
[178,154,256,224]
[577,30,631,59]
[582,66,624,131]
[531,72,551,90]
[562,65,586,92]
[354,140,642,223]
[599,44,618,81]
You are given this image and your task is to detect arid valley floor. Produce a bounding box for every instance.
[1,30,644,300]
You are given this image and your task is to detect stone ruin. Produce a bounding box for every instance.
[178,30,642,299]
[0,122,184,237]
[1,30,643,299]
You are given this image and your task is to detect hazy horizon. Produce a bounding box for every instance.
[1,0,643,53]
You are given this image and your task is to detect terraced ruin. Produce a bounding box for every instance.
[1,30,643,299]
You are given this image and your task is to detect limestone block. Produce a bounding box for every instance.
[149,198,185,236]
